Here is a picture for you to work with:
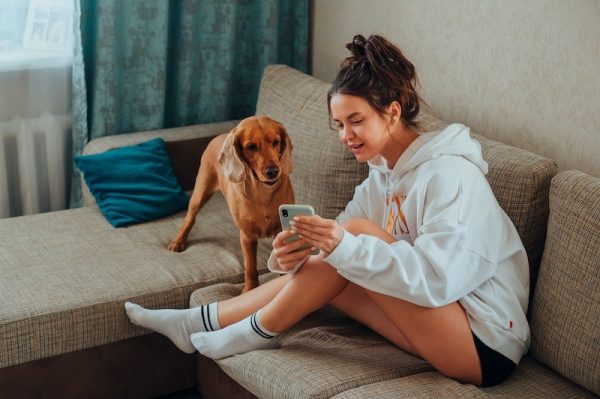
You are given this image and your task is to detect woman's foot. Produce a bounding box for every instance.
[125,302,220,353]
[191,311,278,359]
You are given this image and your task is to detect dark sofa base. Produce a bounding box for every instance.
[0,333,196,399]
[197,355,257,399]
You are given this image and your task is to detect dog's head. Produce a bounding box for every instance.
[218,116,293,184]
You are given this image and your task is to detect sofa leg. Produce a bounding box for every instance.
[197,355,257,399]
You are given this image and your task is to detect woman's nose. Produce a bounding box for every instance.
[339,126,354,141]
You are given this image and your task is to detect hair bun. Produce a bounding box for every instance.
[346,35,367,59]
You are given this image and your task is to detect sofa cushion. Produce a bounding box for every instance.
[529,170,600,395]
[331,357,597,399]
[76,138,190,227]
[190,282,433,399]
[330,371,486,399]
[255,65,370,219]
[0,194,273,368]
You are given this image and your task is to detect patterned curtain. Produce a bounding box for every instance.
[70,0,309,207]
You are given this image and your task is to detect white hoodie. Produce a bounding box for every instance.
[268,123,530,364]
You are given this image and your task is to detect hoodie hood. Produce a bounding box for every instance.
[368,123,488,177]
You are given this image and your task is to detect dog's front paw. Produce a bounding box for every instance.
[167,240,186,252]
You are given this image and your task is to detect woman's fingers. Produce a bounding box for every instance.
[291,215,344,254]
[273,228,316,270]
[273,228,299,248]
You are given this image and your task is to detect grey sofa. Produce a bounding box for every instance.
[0,65,598,399]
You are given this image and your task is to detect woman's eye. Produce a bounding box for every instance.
[350,120,362,125]
[247,143,258,152]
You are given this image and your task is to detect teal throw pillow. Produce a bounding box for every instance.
[75,138,189,227]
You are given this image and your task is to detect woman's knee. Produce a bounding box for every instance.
[298,254,339,276]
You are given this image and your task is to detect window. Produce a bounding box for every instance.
[0,0,74,71]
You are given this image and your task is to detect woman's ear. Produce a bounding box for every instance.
[387,101,402,125]
[279,124,293,175]
[218,127,247,183]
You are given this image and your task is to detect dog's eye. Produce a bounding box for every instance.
[246,143,258,152]
[273,140,280,147]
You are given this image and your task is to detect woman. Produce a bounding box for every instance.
[126,34,529,387]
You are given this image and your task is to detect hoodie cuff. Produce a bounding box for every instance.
[324,229,361,270]
[267,249,309,274]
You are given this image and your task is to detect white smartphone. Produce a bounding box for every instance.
[278,204,320,255]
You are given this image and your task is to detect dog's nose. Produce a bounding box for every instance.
[264,166,279,179]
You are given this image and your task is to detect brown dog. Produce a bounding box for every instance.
[168,116,294,292]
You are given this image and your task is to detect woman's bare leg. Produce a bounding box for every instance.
[217,274,291,327]
[258,255,350,331]
[190,255,350,359]
[366,289,481,385]
[329,282,420,356]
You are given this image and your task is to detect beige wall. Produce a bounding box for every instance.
[312,0,600,177]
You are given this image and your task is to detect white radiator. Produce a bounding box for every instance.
[0,112,72,218]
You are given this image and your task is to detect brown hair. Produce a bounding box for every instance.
[327,34,423,129]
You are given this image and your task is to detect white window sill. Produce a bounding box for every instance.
[0,48,72,72]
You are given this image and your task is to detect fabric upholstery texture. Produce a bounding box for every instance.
[529,171,600,395]
[76,138,190,227]
[331,357,597,399]
[190,281,433,399]
[0,195,273,368]
[330,371,487,399]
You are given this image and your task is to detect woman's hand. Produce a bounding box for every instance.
[272,229,316,272]
[289,215,344,255]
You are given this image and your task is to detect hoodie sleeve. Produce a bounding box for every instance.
[335,177,370,224]
[267,251,308,274]
[324,174,497,308]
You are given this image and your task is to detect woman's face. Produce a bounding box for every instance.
[330,93,392,163]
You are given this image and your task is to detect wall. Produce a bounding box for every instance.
[312,0,600,176]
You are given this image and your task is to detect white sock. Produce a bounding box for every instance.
[190,310,278,359]
[125,301,220,354]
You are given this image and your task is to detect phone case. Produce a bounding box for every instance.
[278,204,320,255]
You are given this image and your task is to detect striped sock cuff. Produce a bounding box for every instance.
[208,302,220,330]
[250,311,277,339]
[189,303,220,333]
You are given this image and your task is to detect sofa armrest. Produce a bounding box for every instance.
[80,120,239,207]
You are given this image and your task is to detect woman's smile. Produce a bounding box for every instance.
[349,142,364,153]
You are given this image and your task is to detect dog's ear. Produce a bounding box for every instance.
[278,123,293,175]
[218,127,247,183]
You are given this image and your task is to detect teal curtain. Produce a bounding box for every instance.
[71,0,309,207]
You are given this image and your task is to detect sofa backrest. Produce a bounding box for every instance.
[529,170,600,395]
[257,64,556,300]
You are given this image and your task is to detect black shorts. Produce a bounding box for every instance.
[472,332,517,387]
